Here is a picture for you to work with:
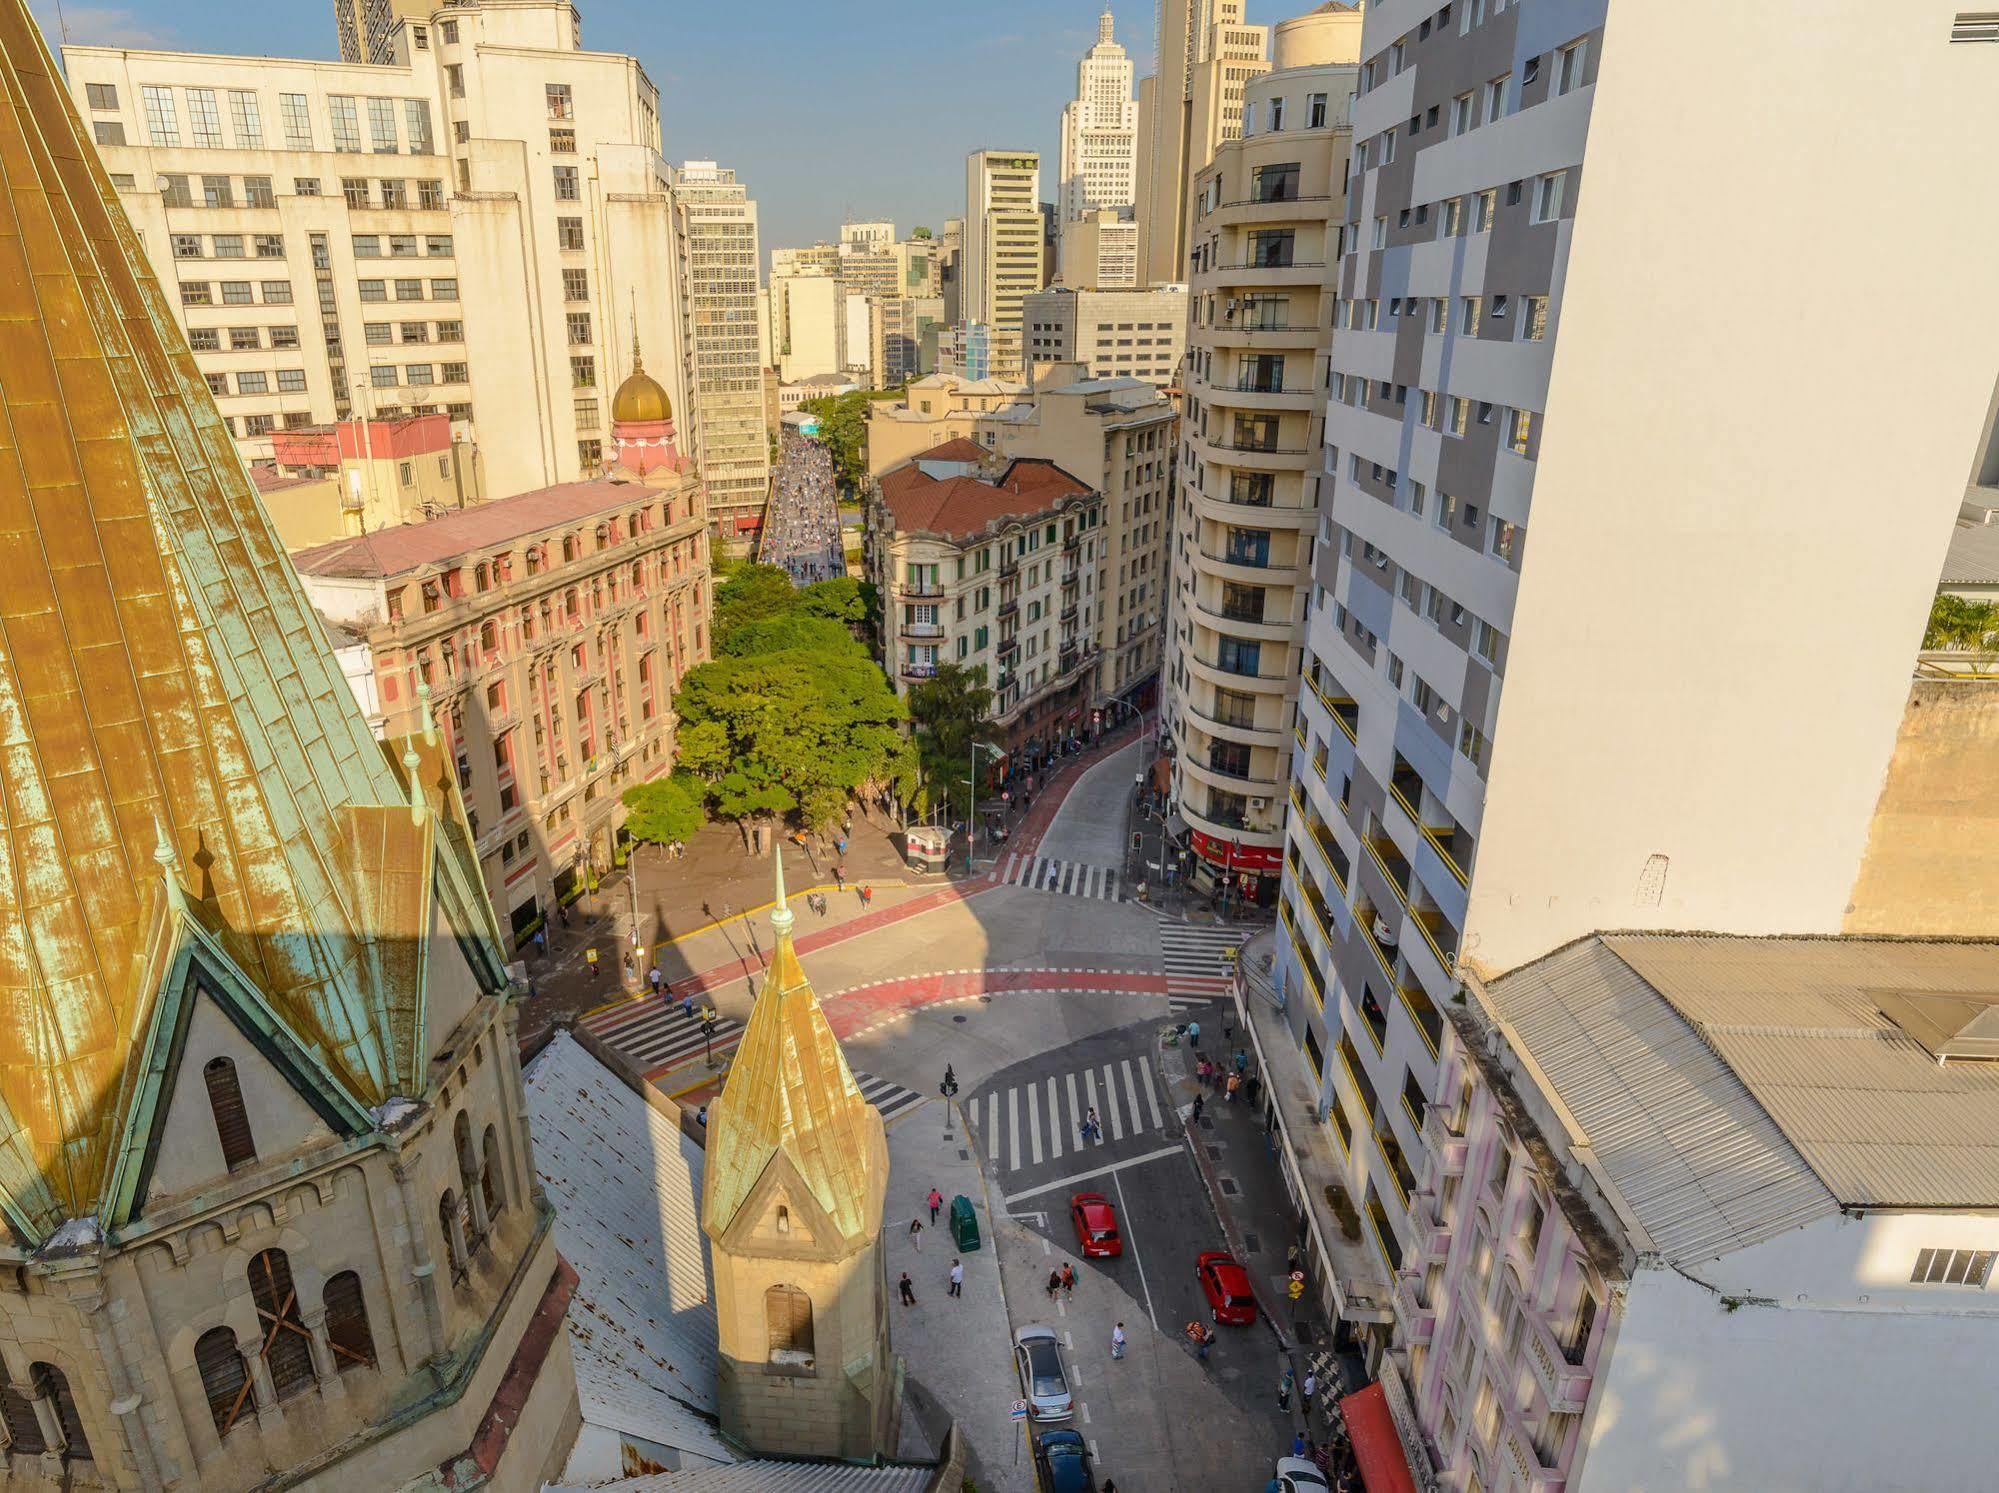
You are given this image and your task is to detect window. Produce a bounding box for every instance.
[171,233,202,260]
[228,89,262,148]
[248,1249,316,1399]
[566,311,592,346]
[195,1326,251,1436]
[186,88,222,148]
[389,233,419,258]
[1428,297,1447,334]
[558,216,585,250]
[481,1125,506,1219]
[367,96,398,153]
[1268,95,1285,131]
[549,126,576,153]
[33,1365,89,1463]
[440,17,459,42]
[439,1191,463,1274]
[1458,719,1488,767]
[324,1271,377,1371]
[371,366,399,388]
[86,81,118,110]
[141,84,179,146]
[401,321,430,343]
[329,95,361,153]
[1508,408,1535,456]
[188,328,219,351]
[446,63,465,99]
[1442,197,1464,235]
[562,267,589,301]
[202,1056,256,1170]
[1910,1248,1996,1287]
[404,98,434,155]
[364,323,392,347]
[93,120,125,147]
[280,92,312,149]
[1533,171,1567,224]
[202,175,234,210]
[1490,518,1517,561]
[1460,296,1482,335]
[254,233,284,258]
[1474,188,1497,233]
[1448,396,1469,436]
[277,369,307,393]
[766,1284,815,1368]
[1524,296,1549,340]
[343,176,370,209]
[1556,38,1589,95]
[0,1362,45,1455]
[426,233,452,257]
[228,327,259,350]
[203,373,228,395]
[1307,91,1328,128]
[379,179,408,210]
[571,354,596,388]
[237,372,268,395]
[419,177,446,210]
[406,364,435,387]
[553,165,580,201]
[547,82,574,119]
[437,319,464,342]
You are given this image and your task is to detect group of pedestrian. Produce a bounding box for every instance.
[1043,1263,1078,1300]
[900,1186,964,1307]
[1195,1048,1256,1105]
[757,430,845,583]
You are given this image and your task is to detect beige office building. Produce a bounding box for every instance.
[64,0,685,503]
[670,160,771,542]
[964,149,1044,380]
[771,269,841,381]
[1134,0,1270,286]
[1056,207,1142,290]
[1163,11,1359,902]
[1024,285,1188,387]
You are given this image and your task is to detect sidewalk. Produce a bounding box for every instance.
[884,1098,1026,1492]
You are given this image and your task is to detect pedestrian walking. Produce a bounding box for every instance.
[1086,1107,1100,1141]
[1111,1322,1126,1359]
[859,884,873,908]
[586,947,600,979]
[1235,1048,1249,1075]
[1226,1072,1242,1104]
[648,965,664,997]
[927,1187,943,1225]
[1187,1019,1201,1048]
[1302,1370,1318,1416]
[622,950,634,976]
[909,1218,923,1252]
[1192,1093,1206,1125]
[833,863,845,890]
[681,991,698,1020]
[1061,1263,1076,1298]
[898,1272,916,1306]
[1046,1269,1062,1301]
[1278,1367,1294,1412]
[1078,1117,1092,1148]
[948,1259,963,1297]
[1292,1432,1309,1459]
[835,836,847,856]
[533,929,547,958]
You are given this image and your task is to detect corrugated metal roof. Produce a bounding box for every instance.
[1942,518,1999,586]
[524,1032,728,1462]
[1488,936,1999,1262]
[575,1463,934,1492]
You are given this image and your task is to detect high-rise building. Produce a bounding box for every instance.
[0,4,578,1484]
[333,0,433,65]
[1163,10,1360,905]
[1059,7,1138,253]
[670,161,772,543]
[1133,0,1271,286]
[771,268,841,381]
[1024,284,1188,386]
[963,149,1043,380]
[1055,207,1143,290]
[65,0,681,503]
[1260,0,1999,1388]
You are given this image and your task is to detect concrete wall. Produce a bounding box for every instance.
[1843,680,1999,937]
[1462,1,1999,973]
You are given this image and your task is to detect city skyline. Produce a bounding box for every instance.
[34,0,1289,259]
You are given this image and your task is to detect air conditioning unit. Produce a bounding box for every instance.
[1373,916,1399,947]
[1248,797,1269,811]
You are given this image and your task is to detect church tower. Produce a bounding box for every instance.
[0,3,577,1485]
[700,854,900,1460]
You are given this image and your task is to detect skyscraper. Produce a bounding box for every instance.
[0,2,577,1483]
[1133,0,1270,285]
[963,149,1043,380]
[671,161,772,544]
[333,0,433,65]
[1057,9,1138,259]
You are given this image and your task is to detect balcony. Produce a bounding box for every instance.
[900,660,939,681]
[996,638,1020,661]
[1525,1308,1593,1413]
[1391,1272,1435,1347]
[997,598,1019,619]
[998,560,1020,580]
[1409,1190,1453,1262]
[1059,603,1078,623]
[902,620,944,639]
[1421,1103,1467,1177]
[898,581,944,599]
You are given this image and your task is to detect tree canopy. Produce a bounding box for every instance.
[906,661,998,815]
[1925,593,1999,651]
[712,563,801,642]
[620,770,708,847]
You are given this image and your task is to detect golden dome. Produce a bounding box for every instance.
[612,354,672,423]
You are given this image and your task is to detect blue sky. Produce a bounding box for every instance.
[35,1,1280,259]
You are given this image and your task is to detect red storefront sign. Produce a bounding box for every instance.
[1188,830,1282,875]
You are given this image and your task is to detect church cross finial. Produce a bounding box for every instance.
[770,846,793,938]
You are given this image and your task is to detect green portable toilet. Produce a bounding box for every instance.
[949,1194,981,1251]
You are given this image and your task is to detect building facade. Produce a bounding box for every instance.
[1058,9,1138,258]
[296,367,710,948]
[1024,285,1188,386]
[1133,0,1270,286]
[256,412,478,550]
[667,161,770,545]
[0,6,579,1485]
[1164,23,1359,905]
[1055,208,1142,291]
[65,0,683,503]
[963,150,1044,381]
[1260,0,1999,1417]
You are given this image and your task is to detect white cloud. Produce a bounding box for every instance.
[32,4,179,50]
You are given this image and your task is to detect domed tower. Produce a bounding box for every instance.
[608,338,687,477]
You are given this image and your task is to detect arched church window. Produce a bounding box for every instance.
[32,1363,91,1460]
[765,1285,814,1371]
[247,1249,316,1399]
[194,1326,251,1436]
[324,1271,376,1371]
[481,1125,505,1218]
[203,1056,257,1171]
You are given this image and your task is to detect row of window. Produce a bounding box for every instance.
[1336,372,1540,460]
[351,232,455,260]
[171,231,285,260]
[120,83,435,156]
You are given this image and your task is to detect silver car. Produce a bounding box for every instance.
[1012,1324,1074,1422]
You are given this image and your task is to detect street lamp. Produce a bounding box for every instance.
[967,739,1003,871]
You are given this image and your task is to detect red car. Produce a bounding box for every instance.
[1070,1192,1122,1258]
[1197,1250,1258,1325]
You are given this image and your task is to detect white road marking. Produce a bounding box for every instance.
[1002,1144,1184,1203]
[1084,1069,1102,1146]
[1089,1439,1101,1461]
[1113,1167,1160,1334]
[1046,1076,1063,1160]
[1041,1235,1051,1255]
[1065,1070,1082,1142]
[1139,1059,1164,1130]
[1063,1331,1074,1349]
[1101,1063,1124,1140]
[1008,1089,1020,1172]
[1028,1083,1044,1165]
[1122,1060,1143,1134]
[1079,1403,1092,1425]
[987,1093,998,1152]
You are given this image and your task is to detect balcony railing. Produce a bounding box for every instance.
[900,661,939,681]
[1208,439,1309,456]
[1232,376,1289,394]
[1392,1272,1435,1346]
[1200,547,1275,571]
[902,621,944,639]
[1525,1308,1593,1413]
[1307,674,1359,740]
[1420,1103,1467,1178]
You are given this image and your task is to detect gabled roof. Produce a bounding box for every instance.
[910,437,986,463]
[875,457,1093,541]
[292,479,649,580]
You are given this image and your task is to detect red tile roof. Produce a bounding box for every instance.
[876,457,1093,541]
[291,479,652,580]
[911,437,987,463]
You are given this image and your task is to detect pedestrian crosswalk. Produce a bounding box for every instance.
[853,1071,924,1125]
[970,1057,1168,1172]
[581,999,745,1075]
[1158,918,1250,1005]
[996,853,1125,901]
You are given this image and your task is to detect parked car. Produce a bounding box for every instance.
[1196,1249,1258,1325]
[1069,1191,1122,1258]
[1013,1324,1074,1422]
[1033,1426,1096,1491]
[1272,1456,1330,1493]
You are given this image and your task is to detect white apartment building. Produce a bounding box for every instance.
[670,160,771,543]
[1058,9,1138,257]
[65,0,685,503]
[1268,0,1999,1383]
[1055,207,1142,291]
[771,268,841,382]
[1024,285,1188,387]
[1164,14,1359,906]
[964,149,1044,381]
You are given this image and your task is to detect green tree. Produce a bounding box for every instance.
[711,562,798,643]
[718,613,860,658]
[798,575,874,628]
[620,771,708,846]
[907,662,998,813]
[802,386,907,494]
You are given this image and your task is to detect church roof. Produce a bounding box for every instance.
[612,347,673,423]
[700,855,884,1244]
[0,1,504,1240]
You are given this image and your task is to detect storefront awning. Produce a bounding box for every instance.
[1340,1383,1419,1493]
